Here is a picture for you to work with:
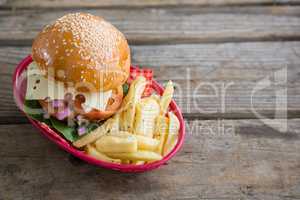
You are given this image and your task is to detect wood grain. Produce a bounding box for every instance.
[1,41,300,123]
[0,2,299,199]
[1,0,300,9]
[0,6,300,45]
[0,119,299,199]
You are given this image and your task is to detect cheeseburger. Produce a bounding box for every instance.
[26,12,130,128]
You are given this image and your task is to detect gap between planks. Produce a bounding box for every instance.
[2,37,300,47]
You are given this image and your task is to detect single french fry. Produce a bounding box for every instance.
[120,76,147,132]
[160,81,174,115]
[106,150,162,162]
[111,113,120,132]
[133,97,160,137]
[95,134,138,153]
[163,112,180,156]
[85,144,121,164]
[73,118,114,148]
[122,160,131,164]
[154,115,169,155]
[135,135,160,151]
[132,160,145,165]
[108,131,160,151]
[108,130,131,136]
[150,94,160,104]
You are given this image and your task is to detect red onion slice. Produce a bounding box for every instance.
[56,107,71,120]
[77,126,87,136]
[51,100,64,108]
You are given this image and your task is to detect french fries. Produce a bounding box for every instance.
[95,134,138,153]
[73,118,115,148]
[106,150,162,162]
[159,81,174,115]
[85,144,121,164]
[79,77,179,165]
[133,97,160,137]
[120,76,147,132]
[154,116,169,155]
[151,81,175,155]
[163,112,180,156]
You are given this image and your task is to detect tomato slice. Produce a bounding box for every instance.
[75,86,123,120]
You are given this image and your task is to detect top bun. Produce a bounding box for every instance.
[32,13,130,92]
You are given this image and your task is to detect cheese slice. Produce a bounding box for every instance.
[26,62,112,111]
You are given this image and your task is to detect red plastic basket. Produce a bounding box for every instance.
[13,55,185,172]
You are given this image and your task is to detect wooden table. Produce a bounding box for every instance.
[1,1,300,199]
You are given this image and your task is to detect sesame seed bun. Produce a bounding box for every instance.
[32,12,130,92]
[33,13,130,120]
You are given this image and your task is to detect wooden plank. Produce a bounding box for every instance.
[1,41,300,123]
[0,6,300,45]
[0,119,299,199]
[1,0,300,9]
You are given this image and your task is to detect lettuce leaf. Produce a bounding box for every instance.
[49,117,79,142]
[23,100,78,142]
[23,100,100,143]
[122,83,129,96]
[24,100,44,121]
[24,100,51,126]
